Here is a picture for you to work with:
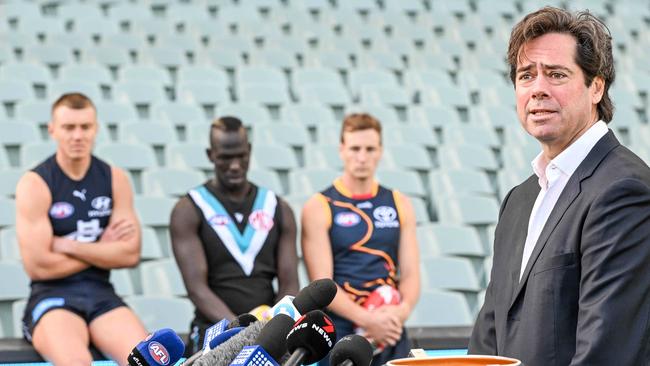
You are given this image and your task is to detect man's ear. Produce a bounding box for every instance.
[590,76,605,104]
[206,148,214,162]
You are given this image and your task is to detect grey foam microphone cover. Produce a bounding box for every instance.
[193,320,266,366]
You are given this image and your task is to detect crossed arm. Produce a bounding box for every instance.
[16,167,141,281]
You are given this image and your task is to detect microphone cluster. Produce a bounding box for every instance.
[126,279,374,366]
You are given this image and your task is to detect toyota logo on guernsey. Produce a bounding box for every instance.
[334,212,361,227]
[50,202,74,219]
[148,341,170,365]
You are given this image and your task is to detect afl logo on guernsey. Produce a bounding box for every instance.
[373,206,399,228]
[148,341,170,365]
[249,210,274,231]
[50,202,74,219]
[334,212,361,227]
[209,214,230,226]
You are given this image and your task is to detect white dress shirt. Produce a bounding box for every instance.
[519,121,609,280]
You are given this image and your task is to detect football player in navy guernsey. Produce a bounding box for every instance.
[15,93,147,366]
[169,116,299,354]
[301,113,420,366]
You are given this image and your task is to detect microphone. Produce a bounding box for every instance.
[329,335,374,366]
[127,328,185,366]
[284,310,337,366]
[265,278,339,322]
[229,313,295,365]
[183,314,259,365]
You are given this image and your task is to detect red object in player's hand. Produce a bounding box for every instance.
[355,285,401,352]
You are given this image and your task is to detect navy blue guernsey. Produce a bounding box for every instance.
[32,155,113,286]
[319,179,403,304]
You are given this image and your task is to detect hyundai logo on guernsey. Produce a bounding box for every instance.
[334,212,361,227]
[50,202,74,219]
[373,206,399,228]
[249,210,274,231]
[88,196,112,218]
[209,214,231,226]
[148,341,170,365]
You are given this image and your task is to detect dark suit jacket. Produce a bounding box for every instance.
[469,131,650,366]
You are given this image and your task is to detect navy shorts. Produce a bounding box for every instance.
[22,280,126,343]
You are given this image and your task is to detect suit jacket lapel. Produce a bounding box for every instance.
[508,130,620,310]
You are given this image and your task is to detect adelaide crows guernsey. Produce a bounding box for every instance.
[187,182,281,322]
[32,155,113,286]
[319,178,404,304]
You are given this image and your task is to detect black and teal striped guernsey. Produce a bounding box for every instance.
[319,178,404,304]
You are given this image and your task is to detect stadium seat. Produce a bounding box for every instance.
[198,47,246,70]
[95,143,157,171]
[141,226,165,261]
[441,124,501,148]
[348,69,399,98]
[154,101,209,128]
[420,223,486,259]
[177,65,228,85]
[13,99,51,129]
[0,261,29,300]
[141,45,189,70]
[248,169,284,195]
[304,144,343,170]
[251,144,299,171]
[406,290,473,327]
[0,168,22,199]
[304,49,354,72]
[166,143,212,172]
[17,17,66,39]
[119,121,177,147]
[12,299,27,337]
[399,125,438,147]
[435,194,500,226]
[0,121,40,147]
[49,79,102,102]
[102,32,148,55]
[82,46,132,71]
[421,256,482,293]
[429,168,495,198]
[376,169,426,198]
[96,100,138,127]
[0,63,51,91]
[120,65,173,87]
[385,145,433,171]
[236,66,287,90]
[114,81,168,118]
[58,4,104,24]
[263,123,310,149]
[60,64,114,90]
[249,48,300,70]
[134,196,176,227]
[438,144,499,172]
[176,81,231,116]
[0,226,19,262]
[409,105,462,127]
[110,268,136,297]
[24,44,74,69]
[140,259,187,297]
[217,103,272,125]
[239,84,290,107]
[410,196,432,224]
[288,168,339,196]
[281,103,338,127]
[142,167,205,197]
[125,296,193,333]
[19,141,56,168]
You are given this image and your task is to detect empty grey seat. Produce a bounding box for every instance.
[360,86,410,108]
[95,143,157,171]
[134,196,176,227]
[435,194,500,226]
[281,103,337,127]
[385,145,433,170]
[297,85,351,108]
[263,123,310,148]
[125,296,193,333]
[14,99,50,127]
[142,167,205,197]
[429,169,495,197]
[217,104,272,125]
[239,84,290,107]
[0,63,50,89]
[236,66,287,89]
[24,44,73,68]
[49,80,102,102]
[419,223,486,259]
[377,169,426,197]
[154,102,208,127]
[288,168,339,196]
[0,168,22,198]
[0,226,20,261]
[96,100,138,126]
[348,69,399,98]
[176,81,231,112]
[141,226,164,260]
[441,124,500,148]
[166,143,212,171]
[120,65,172,87]
[409,106,462,127]
[304,144,342,169]
[251,144,299,171]
[19,141,56,168]
[140,46,189,70]
[0,261,29,300]
[248,169,284,195]
[405,290,473,327]
[140,259,186,296]
[177,65,228,85]
[0,122,40,147]
[293,67,346,90]
[60,64,113,88]
[421,256,481,292]
[438,145,499,172]
[82,46,132,70]
[110,268,135,297]
[119,121,177,146]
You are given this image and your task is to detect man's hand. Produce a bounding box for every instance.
[100,219,137,242]
[359,307,403,347]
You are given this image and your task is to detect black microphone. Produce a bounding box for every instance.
[127,328,185,366]
[229,313,295,365]
[293,278,338,314]
[229,313,258,328]
[195,314,294,366]
[284,310,337,366]
[329,335,374,366]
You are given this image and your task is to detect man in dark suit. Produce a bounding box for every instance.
[469,7,650,366]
